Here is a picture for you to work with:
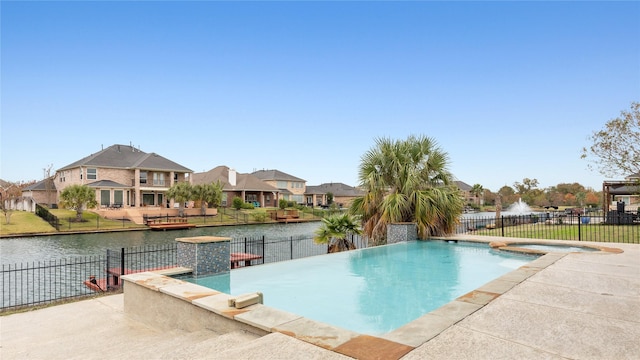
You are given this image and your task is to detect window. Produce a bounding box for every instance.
[100,190,110,206]
[277,181,287,188]
[114,190,123,206]
[153,173,165,186]
[174,173,178,181]
[142,193,154,206]
[87,168,97,180]
[140,171,147,184]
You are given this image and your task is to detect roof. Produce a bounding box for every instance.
[87,180,131,188]
[251,169,305,183]
[57,144,192,173]
[23,178,56,191]
[306,182,364,197]
[193,166,279,192]
[454,181,473,191]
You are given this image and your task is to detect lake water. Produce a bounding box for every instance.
[0,222,321,265]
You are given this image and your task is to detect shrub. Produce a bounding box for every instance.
[251,210,268,222]
[232,197,244,210]
[241,202,255,210]
[278,199,288,209]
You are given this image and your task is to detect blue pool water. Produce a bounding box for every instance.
[513,244,598,253]
[186,241,536,335]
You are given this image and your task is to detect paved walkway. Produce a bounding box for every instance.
[1,237,639,359]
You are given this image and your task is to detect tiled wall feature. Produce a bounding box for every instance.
[176,236,231,276]
[387,223,417,244]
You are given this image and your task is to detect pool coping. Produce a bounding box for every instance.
[121,237,624,360]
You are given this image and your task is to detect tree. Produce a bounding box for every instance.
[314,213,362,253]
[581,101,640,177]
[350,135,464,244]
[470,184,484,206]
[585,192,600,207]
[166,182,192,217]
[191,181,223,215]
[513,178,540,205]
[326,192,334,205]
[0,182,22,224]
[60,184,98,221]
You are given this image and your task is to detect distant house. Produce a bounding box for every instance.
[192,166,279,208]
[305,182,364,208]
[603,172,640,213]
[55,144,193,208]
[22,177,57,209]
[251,169,306,205]
[454,180,482,205]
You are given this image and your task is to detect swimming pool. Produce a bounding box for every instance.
[185,240,536,335]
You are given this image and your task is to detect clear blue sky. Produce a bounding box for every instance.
[2,1,639,192]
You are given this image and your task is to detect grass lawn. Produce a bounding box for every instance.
[473,223,639,244]
[0,211,57,235]
[50,209,145,232]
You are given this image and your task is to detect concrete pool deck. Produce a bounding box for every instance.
[1,236,639,359]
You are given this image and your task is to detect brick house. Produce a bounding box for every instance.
[251,169,306,205]
[192,166,280,208]
[55,144,193,209]
[305,182,364,208]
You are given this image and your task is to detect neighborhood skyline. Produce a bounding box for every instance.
[1,1,639,192]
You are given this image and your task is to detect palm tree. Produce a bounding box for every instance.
[60,184,98,222]
[350,135,464,244]
[470,184,484,207]
[166,182,192,217]
[314,213,363,253]
[191,181,223,215]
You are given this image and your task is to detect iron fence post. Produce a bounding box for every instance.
[501,216,505,237]
[578,215,582,241]
[290,236,293,260]
[120,248,125,281]
[106,249,111,289]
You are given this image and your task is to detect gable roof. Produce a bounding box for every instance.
[57,144,192,173]
[23,178,56,191]
[306,182,364,197]
[193,166,278,192]
[251,169,305,183]
[454,181,473,191]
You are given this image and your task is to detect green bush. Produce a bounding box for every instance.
[232,197,244,210]
[251,210,267,222]
[278,199,288,209]
[242,202,255,209]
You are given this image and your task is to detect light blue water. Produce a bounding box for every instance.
[186,241,536,335]
[514,244,598,253]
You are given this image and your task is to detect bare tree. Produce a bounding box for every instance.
[581,102,640,177]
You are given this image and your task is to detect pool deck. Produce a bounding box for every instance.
[2,235,639,359]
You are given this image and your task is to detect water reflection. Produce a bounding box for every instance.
[1,222,321,265]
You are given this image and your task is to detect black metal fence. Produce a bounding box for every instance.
[229,233,367,266]
[457,213,640,243]
[35,203,59,230]
[1,234,366,311]
[1,244,177,311]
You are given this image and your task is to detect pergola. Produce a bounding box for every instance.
[602,180,640,213]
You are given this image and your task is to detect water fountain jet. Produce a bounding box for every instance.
[506,198,532,214]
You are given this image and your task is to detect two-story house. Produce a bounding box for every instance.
[55,144,192,209]
[192,166,279,208]
[251,169,306,205]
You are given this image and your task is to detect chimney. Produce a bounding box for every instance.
[229,168,237,186]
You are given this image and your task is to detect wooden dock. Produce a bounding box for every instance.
[148,222,196,230]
